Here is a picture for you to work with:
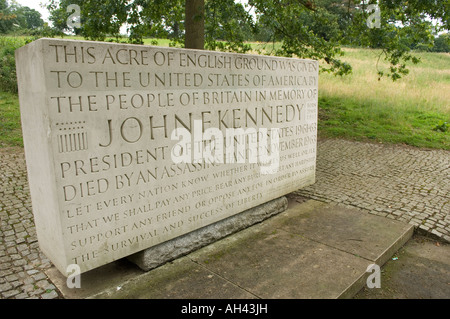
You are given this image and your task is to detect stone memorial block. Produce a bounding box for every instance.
[16,38,318,275]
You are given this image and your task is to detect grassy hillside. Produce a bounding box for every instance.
[317,48,449,149]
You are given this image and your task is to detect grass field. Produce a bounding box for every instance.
[0,91,22,147]
[0,36,449,149]
[317,48,450,149]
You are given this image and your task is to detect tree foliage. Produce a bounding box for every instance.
[46,0,449,80]
[0,0,44,33]
[431,33,450,52]
[0,0,16,33]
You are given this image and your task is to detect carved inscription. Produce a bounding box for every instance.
[18,39,318,273]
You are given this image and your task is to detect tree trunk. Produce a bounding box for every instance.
[185,0,205,49]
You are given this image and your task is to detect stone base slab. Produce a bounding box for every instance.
[127,196,288,271]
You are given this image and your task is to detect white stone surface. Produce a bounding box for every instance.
[16,38,318,275]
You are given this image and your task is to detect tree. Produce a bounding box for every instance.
[47,0,130,38]
[185,0,204,49]
[0,0,44,33]
[0,0,16,34]
[431,33,450,52]
[204,0,255,52]
[46,0,449,80]
[249,0,448,80]
[15,6,44,30]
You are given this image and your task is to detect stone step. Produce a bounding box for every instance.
[46,198,414,299]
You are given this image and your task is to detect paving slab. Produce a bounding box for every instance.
[280,199,414,266]
[47,198,413,299]
[355,235,450,299]
[45,259,143,299]
[187,227,369,299]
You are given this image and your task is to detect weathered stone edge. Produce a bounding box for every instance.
[127,196,288,271]
[337,223,414,299]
